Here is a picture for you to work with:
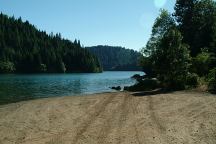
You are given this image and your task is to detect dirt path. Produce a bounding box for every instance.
[0,91,216,144]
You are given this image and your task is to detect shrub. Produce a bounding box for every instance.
[191,50,215,76]
[186,73,199,87]
[39,64,47,72]
[207,68,216,93]
[0,61,16,73]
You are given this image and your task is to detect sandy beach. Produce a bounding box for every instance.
[0,91,216,144]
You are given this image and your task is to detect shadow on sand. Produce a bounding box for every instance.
[131,88,174,97]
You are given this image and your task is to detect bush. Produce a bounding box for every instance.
[0,61,16,73]
[163,76,186,90]
[207,68,216,93]
[192,51,215,76]
[39,64,47,72]
[186,73,199,87]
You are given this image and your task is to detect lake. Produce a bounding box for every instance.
[0,71,143,105]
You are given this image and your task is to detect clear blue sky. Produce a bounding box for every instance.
[0,0,176,51]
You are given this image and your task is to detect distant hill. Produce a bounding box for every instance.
[0,13,102,73]
[86,46,142,71]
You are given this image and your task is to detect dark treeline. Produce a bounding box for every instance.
[137,0,216,92]
[0,13,102,73]
[86,45,142,71]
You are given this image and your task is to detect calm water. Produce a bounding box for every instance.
[0,71,143,105]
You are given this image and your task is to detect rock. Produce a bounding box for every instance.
[111,86,121,91]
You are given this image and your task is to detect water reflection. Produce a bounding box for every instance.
[0,71,143,105]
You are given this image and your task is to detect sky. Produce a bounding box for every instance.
[0,0,176,51]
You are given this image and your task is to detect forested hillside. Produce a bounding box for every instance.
[86,46,142,71]
[0,13,102,73]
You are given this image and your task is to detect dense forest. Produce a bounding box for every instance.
[0,13,102,73]
[86,46,142,71]
[136,0,216,93]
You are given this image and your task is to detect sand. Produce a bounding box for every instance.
[0,91,216,144]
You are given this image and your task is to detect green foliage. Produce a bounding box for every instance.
[207,68,216,93]
[139,56,155,77]
[191,49,216,76]
[140,10,192,90]
[0,61,15,73]
[173,0,216,90]
[86,46,142,71]
[141,10,176,77]
[38,64,47,73]
[144,10,176,57]
[0,13,102,73]
[174,0,216,56]
[174,0,197,55]
[186,73,199,87]
[139,0,216,91]
[153,28,191,89]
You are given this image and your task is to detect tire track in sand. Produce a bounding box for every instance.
[147,96,169,143]
[71,94,116,144]
[148,96,166,132]
[96,93,130,144]
[22,94,115,144]
[129,94,143,144]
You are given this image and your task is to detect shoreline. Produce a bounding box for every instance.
[0,91,118,107]
[0,91,216,144]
